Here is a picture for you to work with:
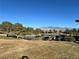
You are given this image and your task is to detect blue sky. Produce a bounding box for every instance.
[0,0,79,28]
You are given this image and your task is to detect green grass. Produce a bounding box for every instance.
[0,40,79,59]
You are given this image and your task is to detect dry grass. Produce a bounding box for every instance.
[0,39,79,59]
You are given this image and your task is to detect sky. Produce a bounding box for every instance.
[0,0,79,28]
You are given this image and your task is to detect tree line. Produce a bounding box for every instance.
[0,21,43,35]
[0,21,79,36]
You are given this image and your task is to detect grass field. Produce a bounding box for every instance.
[0,39,79,59]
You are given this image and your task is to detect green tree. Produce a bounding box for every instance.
[26,27,34,34]
[77,29,79,34]
[13,23,23,38]
[70,28,77,36]
[0,24,3,34]
[1,21,13,33]
[20,27,27,35]
[14,23,23,31]
[34,28,42,34]
[0,24,2,30]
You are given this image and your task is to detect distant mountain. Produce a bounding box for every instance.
[40,26,71,30]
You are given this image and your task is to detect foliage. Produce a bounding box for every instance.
[0,21,79,37]
[1,21,13,33]
[0,21,43,35]
[70,28,78,36]
[34,28,42,34]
